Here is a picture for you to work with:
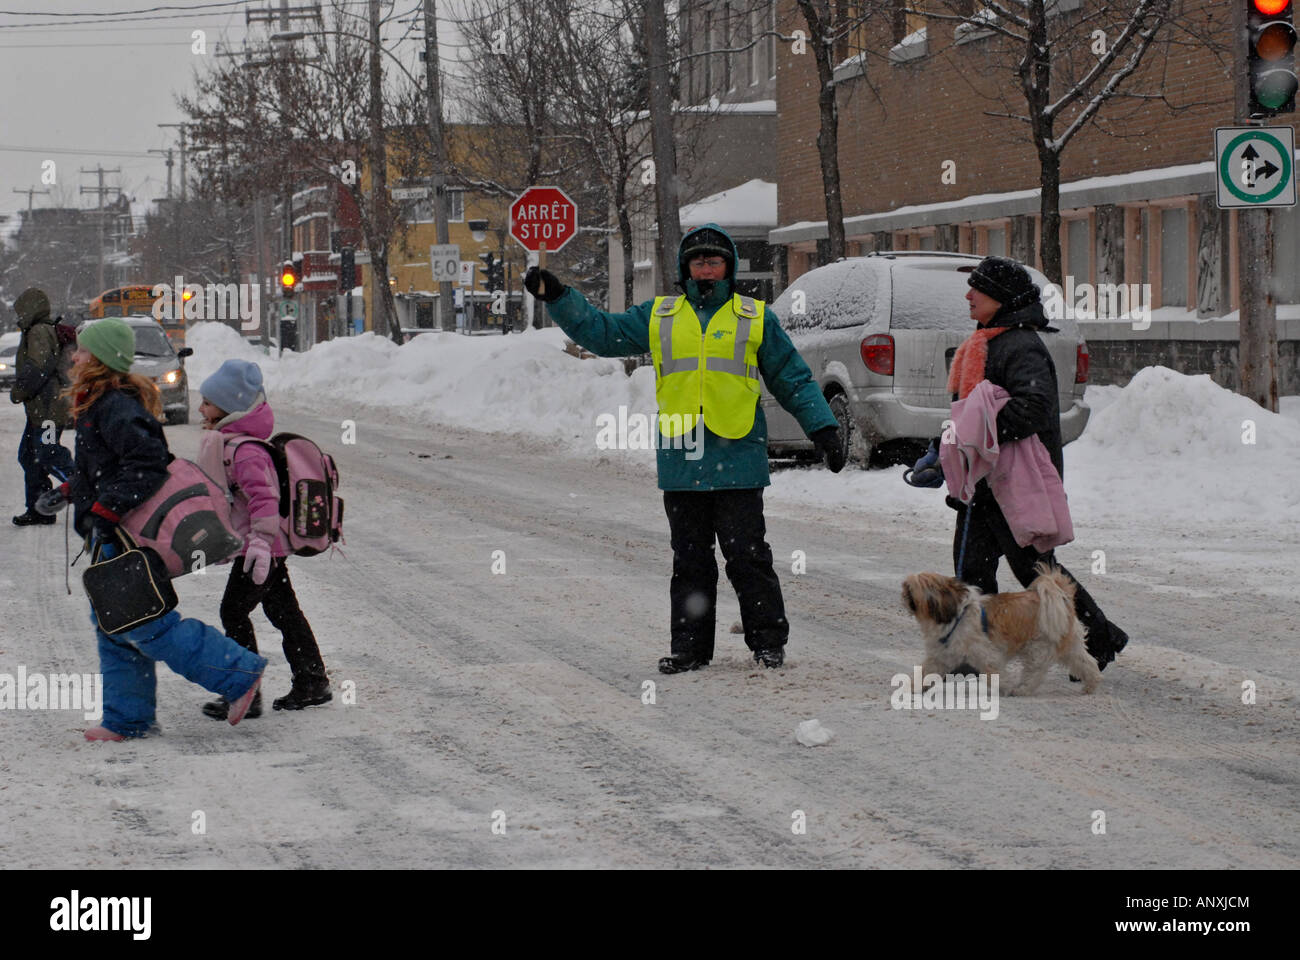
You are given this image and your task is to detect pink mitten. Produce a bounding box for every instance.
[245,536,272,586]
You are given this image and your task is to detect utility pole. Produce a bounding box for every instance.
[12,186,49,253]
[80,166,122,293]
[158,124,189,203]
[1232,1,1280,413]
[645,0,682,288]
[423,0,455,332]
[148,148,175,200]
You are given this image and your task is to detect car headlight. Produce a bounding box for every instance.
[0,363,7,371]
[160,370,180,385]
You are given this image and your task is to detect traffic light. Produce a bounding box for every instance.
[1248,0,1298,118]
[479,251,504,291]
[280,259,299,298]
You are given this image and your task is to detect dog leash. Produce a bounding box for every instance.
[956,499,973,579]
[936,603,989,646]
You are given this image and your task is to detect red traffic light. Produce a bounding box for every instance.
[1249,0,1298,116]
[1255,0,1290,15]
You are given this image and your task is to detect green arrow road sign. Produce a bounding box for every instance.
[1215,126,1296,208]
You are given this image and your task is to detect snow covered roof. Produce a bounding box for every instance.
[680,179,776,229]
[770,155,1236,244]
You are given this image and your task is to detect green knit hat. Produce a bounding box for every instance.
[78,318,135,373]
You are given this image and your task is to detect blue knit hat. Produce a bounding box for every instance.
[200,359,264,414]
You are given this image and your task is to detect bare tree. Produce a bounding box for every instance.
[926,0,1226,284]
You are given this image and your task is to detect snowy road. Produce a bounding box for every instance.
[2,394,1297,869]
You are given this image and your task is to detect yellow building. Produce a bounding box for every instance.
[361,125,529,335]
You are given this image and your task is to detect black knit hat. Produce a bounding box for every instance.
[963,256,1039,311]
[679,226,734,278]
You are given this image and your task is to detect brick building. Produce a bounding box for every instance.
[771,0,1297,321]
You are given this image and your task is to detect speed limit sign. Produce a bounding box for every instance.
[430,244,460,282]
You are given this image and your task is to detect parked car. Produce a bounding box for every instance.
[78,315,194,424]
[0,343,17,391]
[762,252,1090,467]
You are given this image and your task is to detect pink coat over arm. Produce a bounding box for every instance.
[939,379,1074,552]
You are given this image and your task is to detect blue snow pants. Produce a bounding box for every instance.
[91,539,267,737]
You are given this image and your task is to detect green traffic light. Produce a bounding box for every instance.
[1256,68,1299,108]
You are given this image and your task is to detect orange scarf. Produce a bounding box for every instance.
[947,327,1008,400]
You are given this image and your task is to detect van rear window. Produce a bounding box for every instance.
[890,268,975,331]
[775,260,880,331]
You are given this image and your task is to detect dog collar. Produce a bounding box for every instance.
[936,603,988,646]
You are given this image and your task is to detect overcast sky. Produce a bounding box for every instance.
[0,1,468,228]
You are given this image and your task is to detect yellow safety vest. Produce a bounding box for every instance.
[648,293,765,439]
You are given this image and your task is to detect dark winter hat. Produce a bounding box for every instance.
[201,358,264,415]
[679,225,735,277]
[14,288,51,323]
[78,317,135,373]
[963,256,1040,311]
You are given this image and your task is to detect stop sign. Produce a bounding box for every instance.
[510,186,578,253]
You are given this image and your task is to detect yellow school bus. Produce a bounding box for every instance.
[88,285,189,344]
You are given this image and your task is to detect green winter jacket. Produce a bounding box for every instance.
[11,308,69,428]
[547,223,836,491]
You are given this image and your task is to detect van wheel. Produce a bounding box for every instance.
[827,393,871,469]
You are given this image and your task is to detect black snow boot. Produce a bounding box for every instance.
[272,678,332,711]
[658,654,710,675]
[754,647,785,669]
[13,509,55,526]
[202,691,262,720]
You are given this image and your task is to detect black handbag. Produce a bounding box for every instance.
[81,529,178,635]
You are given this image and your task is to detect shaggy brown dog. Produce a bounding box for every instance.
[901,562,1101,695]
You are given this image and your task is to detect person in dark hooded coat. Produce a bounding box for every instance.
[10,288,75,525]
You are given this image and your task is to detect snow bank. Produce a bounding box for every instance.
[186,322,657,460]
[186,324,1298,533]
[1066,366,1300,529]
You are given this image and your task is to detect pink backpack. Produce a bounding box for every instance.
[120,458,244,578]
[228,433,343,556]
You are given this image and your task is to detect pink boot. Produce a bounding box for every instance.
[227,675,263,726]
[84,726,125,742]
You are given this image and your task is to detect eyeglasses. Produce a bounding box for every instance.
[690,257,726,268]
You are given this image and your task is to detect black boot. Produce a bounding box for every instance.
[202,691,262,720]
[273,679,332,711]
[658,654,710,675]
[13,509,55,526]
[754,647,785,668]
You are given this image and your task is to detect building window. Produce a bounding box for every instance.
[1160,207,1188,307]
[768,0,776,80]
[748,5,760,85]
[704,10,713,96]
[987,227,1006,257]
[722,3,733,91]
[1066,218,1089,283]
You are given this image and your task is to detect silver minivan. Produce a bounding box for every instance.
[762,252,1090,466]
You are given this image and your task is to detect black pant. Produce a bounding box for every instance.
[663,489,788,659]
[220,556,327,683]
[953,486,1127,665]
[18,420,74,509]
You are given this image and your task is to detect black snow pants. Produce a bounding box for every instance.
[663,489,788,660]
[952,484,1128,667]
[219,556,328,683]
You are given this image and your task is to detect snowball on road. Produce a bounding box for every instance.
[0,321,1295,869]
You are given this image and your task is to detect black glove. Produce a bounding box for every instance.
[524,267,565,304]
[903,440,944,488]
[34,483,70,516]
[812,425,845,473]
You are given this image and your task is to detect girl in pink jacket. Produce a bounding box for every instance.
[196,359,331,718]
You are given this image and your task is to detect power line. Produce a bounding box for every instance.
[0,2,247,16]
[0,143,157,158]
